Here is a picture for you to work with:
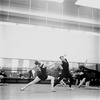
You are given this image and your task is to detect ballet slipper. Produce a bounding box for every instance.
[20,88,24,91]
[78,85,81,88]
[68,87,74,90]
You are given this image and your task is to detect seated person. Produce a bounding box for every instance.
[0,70,8,86]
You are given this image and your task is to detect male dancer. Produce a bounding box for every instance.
[53,56,73,89]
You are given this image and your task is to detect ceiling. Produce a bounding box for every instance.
[0,0,100,33]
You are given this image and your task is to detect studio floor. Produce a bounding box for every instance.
[0,84,100,100]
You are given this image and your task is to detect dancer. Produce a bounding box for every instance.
[0,70,8,86]
[78,61,100,89]
[78,73,100,90]
[53,56,73,90]
[20,60,56,92]
[73,70,84,86]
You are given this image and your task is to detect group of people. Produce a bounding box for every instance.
[20,56,74,92]
[20,56,100,92]
[73,61,100,89]
[0,56,99,92]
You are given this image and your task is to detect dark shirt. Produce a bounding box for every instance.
[79,66,100,79]
[40,65,47,74]
[61,59,69,74]
[37,64,48,80]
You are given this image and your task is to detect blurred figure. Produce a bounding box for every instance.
[77,60,100,89]
[0,70,8,86]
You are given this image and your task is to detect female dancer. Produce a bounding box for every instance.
[20,60,56,92]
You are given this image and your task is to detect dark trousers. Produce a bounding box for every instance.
[54,73,73,87]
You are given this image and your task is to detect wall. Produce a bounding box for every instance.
[0,24,99,63]
[98,36,100,63]
[0,25,3,58]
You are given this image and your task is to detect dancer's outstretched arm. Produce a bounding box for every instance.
[44,61,58,69]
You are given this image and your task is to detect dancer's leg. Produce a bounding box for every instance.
[85,81,100,89]
[46,75,56,92]
[60,79,66,85]
[65,74,73,90]
[20,76,41,91]
[75,79,79,86]
[78,78,86,88]
[54,74,64,87]
[67,74,73,88]
[85,81,90,88]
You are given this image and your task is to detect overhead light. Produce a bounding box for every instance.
[75,0,100,9]
[47,0,64,3]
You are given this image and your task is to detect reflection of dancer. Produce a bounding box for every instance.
[54,56,73,89]
[21,60,56,92]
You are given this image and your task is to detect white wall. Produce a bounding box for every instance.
[0,24,99,63]
[0,25,3,58]
[98,36,100,63]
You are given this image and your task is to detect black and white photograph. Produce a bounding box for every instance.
[0,0,100,100]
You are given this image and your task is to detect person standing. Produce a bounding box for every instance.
[53,56,73,89]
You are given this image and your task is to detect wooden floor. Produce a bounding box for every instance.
[0,84,100,100]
